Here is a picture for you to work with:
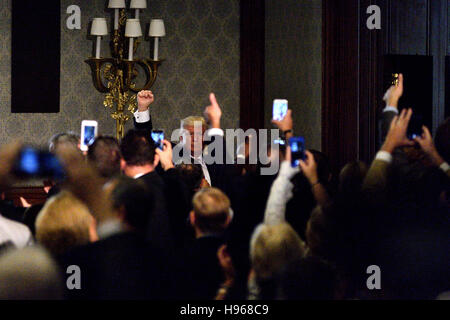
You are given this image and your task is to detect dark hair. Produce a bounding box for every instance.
[435,117,450,163]
[339,161,368,196]
[175,163,203,199]
[87,136,121,179]
[309,150,332,185]
[110,176,154,232]
[120,129,156,166]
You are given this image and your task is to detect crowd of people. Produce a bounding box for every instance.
[0,74,448,300]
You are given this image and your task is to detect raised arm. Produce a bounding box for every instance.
[133,90,154,131]
[203,93,237,190]
[299,150,331,207]
[379,73,403,145]
[264,149,299,225]
[272,109,293,141]
[414,126,450,178]
[57,145,114,224]
[364,108,414,198]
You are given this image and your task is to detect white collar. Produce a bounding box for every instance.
[190,154,204,162]
[133,172,147,179]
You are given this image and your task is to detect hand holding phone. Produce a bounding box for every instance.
[407,113,423,140]
[273,99,288,121]
[13,147,65,179]
[80,120,98,152]
[151,130,164,150]
[298,150,319,186]
[289,136,305,167]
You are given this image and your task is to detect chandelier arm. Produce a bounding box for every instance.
[128,59,164,93]
[85,58,117,93]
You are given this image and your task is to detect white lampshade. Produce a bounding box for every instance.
[125,19,143,37]
[130,0,147,9]
[149,19,166,37]
[91,18,108,36]
[108,0,126,8]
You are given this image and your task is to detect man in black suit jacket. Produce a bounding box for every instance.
[120,126,190,250]
[178,187,233,300]
[133,91,233,191]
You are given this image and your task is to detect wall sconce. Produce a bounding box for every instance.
[85,0,165,139]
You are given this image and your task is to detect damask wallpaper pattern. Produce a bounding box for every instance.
[265,0,322,150]
[0,0,240,146]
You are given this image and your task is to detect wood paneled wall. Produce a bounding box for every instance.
[322,0,448,171]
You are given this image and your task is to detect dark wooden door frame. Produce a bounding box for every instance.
[239,0,265,131]
[322,0,359,172]
[322,0,384,172]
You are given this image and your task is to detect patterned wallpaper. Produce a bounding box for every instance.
[265,0,322,150]
[0,0,240,147]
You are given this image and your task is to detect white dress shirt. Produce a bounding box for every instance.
[134,109,151,123]
[191,155,212,186]
[382,105,399,114]
[194,128,224,187]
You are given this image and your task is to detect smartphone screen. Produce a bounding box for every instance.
[80,120,98,152]
[151,130,164,150]
[14,147,65,179]
[289,137,305,167]
[407,113,423,140]
[273,99,288,121]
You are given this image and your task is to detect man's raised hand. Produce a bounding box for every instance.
[57,145,113,223]
[299,150,319,185]
[137,90,154,112]
[155,140,174,171]
[381,108,415,153]
[272,109,293,133]
[414,125,445,166]
[383,73,403,108]
[204,93,222,129]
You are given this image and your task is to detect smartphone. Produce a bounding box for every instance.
[273,99,288,121]
[407,113,423,140]
[151,130,164,150]
[13,147,65,179]
[289,137,306,167]
[80,120,98,152]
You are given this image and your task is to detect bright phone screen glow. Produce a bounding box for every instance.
[273,100,288,121]
[83,126,96,147]
[151,131,164,150]
[289,137,305,167]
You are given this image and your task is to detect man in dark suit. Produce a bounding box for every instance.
[120,128,190,249]
[133,90,233,191]
[179,187,233,300]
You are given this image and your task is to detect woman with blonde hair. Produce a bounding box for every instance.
[35,191,98,257]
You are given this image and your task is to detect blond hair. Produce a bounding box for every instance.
[181,116,207,131]
[192,187,231,234]
[0,247,63,299]
[35,191,94,256]
[250,223,306,280]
